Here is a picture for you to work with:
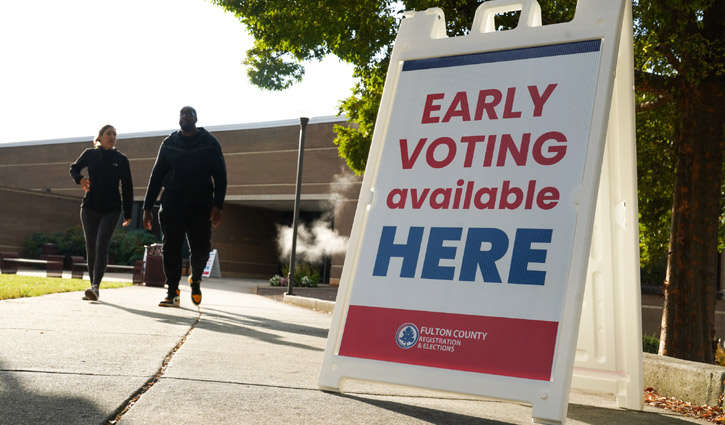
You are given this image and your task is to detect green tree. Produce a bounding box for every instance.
[210,0,575,173]
[213,0,725,362]
[211,0,402,173]
[633,0,725,363]
[636,93,676,279]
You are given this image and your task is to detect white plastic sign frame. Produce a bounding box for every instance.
[320,1,628,423]
[571,0,643,411]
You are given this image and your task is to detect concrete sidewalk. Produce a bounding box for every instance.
[0,278,703,424]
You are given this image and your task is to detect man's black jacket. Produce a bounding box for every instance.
[142,128,227,211]
[69,147,134,219]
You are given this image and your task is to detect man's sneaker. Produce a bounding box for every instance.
[158,289,180,307]
[83,286,99,301]
[189,276,202,306]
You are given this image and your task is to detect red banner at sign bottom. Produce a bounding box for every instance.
[339,305,558,381]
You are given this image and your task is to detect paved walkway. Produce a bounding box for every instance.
[0,277,704,424]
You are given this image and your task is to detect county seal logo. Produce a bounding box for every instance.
[395,322,419,349]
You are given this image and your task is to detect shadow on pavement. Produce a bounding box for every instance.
[333,393,513,424]
[338,393,698,425]
[0,361,106,425]
[566,402,696,424]
[202,306,329,337]
[97,300,199,326]
[96,300,325,353]
[196,309,326,353]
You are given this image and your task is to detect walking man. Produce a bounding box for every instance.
[143,106,227,307]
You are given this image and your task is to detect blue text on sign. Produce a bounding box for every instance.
[372,226,552,285]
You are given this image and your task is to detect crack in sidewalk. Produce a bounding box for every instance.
[105,310,202,425]
[0,369,145,378]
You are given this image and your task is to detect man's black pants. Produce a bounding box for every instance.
[159,204,211,295]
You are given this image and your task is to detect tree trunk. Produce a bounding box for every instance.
[659,78,725,363]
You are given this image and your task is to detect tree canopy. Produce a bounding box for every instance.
[211,0,579,174]
[213,0,725,362]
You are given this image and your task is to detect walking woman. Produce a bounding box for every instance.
[70,125,133,301]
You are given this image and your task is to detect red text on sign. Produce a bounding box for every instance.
[386,179,559,211]
[399,131,567,170]
[421,84,558,124]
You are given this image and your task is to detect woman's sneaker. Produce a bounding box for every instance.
[189,276,202,306]
[158,289,180,307]
[83,286,99,301]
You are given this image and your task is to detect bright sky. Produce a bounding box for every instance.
[0,0,356,144]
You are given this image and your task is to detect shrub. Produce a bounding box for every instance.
[21,225,158,265]
[279,262,321,287]
[643,334,659,354]
[269,275,283,286]
[22,232,51,258]
[716,345,725,367]
[52,226,86,257]
[22,227,86,258]
[109,228,158,265]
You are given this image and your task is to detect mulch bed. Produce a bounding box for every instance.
[645,388,725,423]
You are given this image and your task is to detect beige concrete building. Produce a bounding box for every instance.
[0,117,361,283]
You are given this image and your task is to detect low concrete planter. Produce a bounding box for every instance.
[644,352,725,407]
[256,285,339,301]
[283,294,335,314]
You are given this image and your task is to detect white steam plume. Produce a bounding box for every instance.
[276,219,348,263]
[276,168,357,262]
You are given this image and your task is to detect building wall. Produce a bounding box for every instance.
[0,187,81,253]
[214,204,283,279]
[0,118,362,283]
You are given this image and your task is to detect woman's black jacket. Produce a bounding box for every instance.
[69,147,134,219]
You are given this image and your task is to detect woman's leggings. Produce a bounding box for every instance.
[81,208,121,287]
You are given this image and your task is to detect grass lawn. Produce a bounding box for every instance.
[0,274,132,300]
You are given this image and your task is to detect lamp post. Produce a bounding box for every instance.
[287,117,309,295]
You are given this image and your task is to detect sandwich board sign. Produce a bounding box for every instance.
[319,1,641,423]
[202,249,221,278]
